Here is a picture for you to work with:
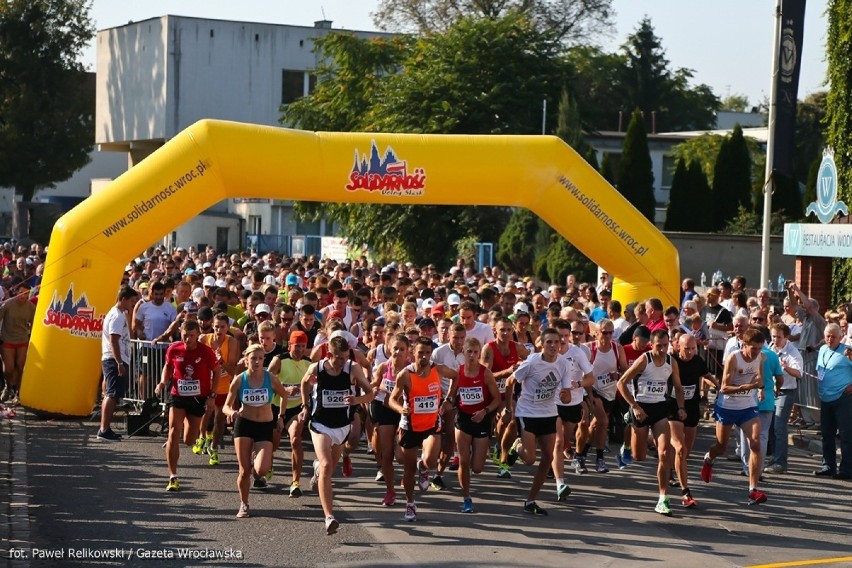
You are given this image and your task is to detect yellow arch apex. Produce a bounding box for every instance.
[22,120,679,416]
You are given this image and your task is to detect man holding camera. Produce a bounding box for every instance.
[787,281,826,380]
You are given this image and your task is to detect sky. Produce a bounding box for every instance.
[82,0,830,106]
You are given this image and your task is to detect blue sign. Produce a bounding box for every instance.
[784,223,852,258]
[805,149,848,223]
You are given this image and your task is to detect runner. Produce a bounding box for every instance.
[506,328,573,515]
[669,334,716,508]
[388,336,452,522]
[268,330,312,497]
[300,335,375,534]
[0,278,37,405]
[617,325,652,467]
[430,322,466,490]
[155,320,220,491]
[223,343,291,518]
[197,312,240,466]
[450,337,501,512]
[700,327,768,506]
[370,333,408,506]
[617,330,685,515]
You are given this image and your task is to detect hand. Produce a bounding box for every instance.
[154,382,164,396]
[116,361,126,377]
[631,405,646,423]
[289,385,300,397]
[343,394,355,406]
[677,408,686,420]
[298,409,307,423]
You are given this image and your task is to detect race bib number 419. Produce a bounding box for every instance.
[413,395,438,413]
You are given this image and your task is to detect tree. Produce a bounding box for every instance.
[664,158,689,231]
[600,152,616,184]
[282,15,563,264]
[496,208,539,274]
[721,93,750,112]
[825,0,852,303]
[686,159,714,231]
[563,46,627,131]
[542,234,596,284]
[617,110,655,221]
[0,0,95,201]
[556,89,585,154]
[372,0,615,46]
[794,91,828,186]
[711,124,752,230]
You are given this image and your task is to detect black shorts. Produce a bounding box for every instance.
[632,401,670,429]
[399,427,438,449]
[102,359,128,399]
[592,393,615,415]
[669,398,701,428]
[557,404,583,424]
[272,404,303,425]
[370,400,401,427]
[171,395,207,418]
[233,415,275,442]
[455,410,493,438]
[515,416,557,437]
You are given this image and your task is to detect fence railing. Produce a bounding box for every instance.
[127,339,169,403]
[244,234,323,257]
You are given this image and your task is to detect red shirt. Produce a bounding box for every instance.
[646,317,667,333]
[165,341,218,397]
[623,343,651,367]
[457,364,492,414]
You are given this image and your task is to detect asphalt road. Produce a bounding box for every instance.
[3,409,851,568]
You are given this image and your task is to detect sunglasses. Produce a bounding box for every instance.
[600,331,613,336]
[751,317,765,322]
[571,331,584,336]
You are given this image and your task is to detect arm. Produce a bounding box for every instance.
[268,355,282,376]
[616,356,647,409]
[615,343,628,372]
[348,363,375,406]
[298,363,318,422]
[387,370,410,416]
[269,372,289,423]
[223,375,242,419]
[109,334,126,376]
[155,351,172,396]
[669,360,686,419]
[153,318,180,345]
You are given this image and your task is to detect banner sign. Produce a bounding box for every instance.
[783,223,852,258]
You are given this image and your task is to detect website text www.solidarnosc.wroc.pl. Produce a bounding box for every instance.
[102,160,207,238]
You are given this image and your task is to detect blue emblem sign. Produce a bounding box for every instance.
[805,148,848,223]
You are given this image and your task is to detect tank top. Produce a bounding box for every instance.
[376,358,399,403]
[719,350,761,410]
[311,359,354,428]
[590,341,619,401]
[633,352,672,404]
[373,343,390,370]
[202,333,233,395]
[400,363,442,432]
[488,340,519,395]
[457,364,491,414]
[239,370,273,407]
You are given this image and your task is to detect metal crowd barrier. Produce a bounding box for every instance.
[796,347,821,411]
[126,339,169,403]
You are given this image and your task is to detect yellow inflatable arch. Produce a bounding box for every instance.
[22,120,679,416]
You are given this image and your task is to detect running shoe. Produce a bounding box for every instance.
[655,497,672,516]
[166,477,180,492]
[265,466,274,481]
[557,482,571,502]
[253,476,268,489]
[573,457,588,475]
[236,503,250,518]
[325,516,339,535]
[595,458,609,473]
[497,463,512,479]
[97,429,123,442]
[748,489,768,506]
[449,455,460,471]
[546,467,554,480]
[310,460,320,491]
[382,490,396,507]
[616,454,627,470]
[430,474,446,491]
[417,463,431,491]
[491,445,501,465]
[507,438,522,466]
[682,493,697,509]
[289,481,302,498]
[208,450,220,466]
[523,501,548,516]
[700,459,713,483]
[192,437,205,455]
[669,468,680,487]
[203,434,213,454]
[461,498,474,513]
[405,503,417,522]
[621,447,633,465]
[342,455,353,477]
[375,470,385,482]
[764,463,786,474]
[813,467,834,477]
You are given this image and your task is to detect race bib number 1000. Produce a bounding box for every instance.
[176,378,201,397]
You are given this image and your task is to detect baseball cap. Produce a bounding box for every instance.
[447,293,461,306]
[422,298,435,310]
[264,274,277,286]
[289,330,308,344]
[285,273,299,286]
[706,288,720,297]
[255,303,272,315]
[513,302,530,314]
[203,275,216,287]
[215,279,227,287]
[183,301,198,314]
[417,317,436,329]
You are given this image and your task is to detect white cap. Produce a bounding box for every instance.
[263,274,277,285]
[514,281,524,288]
[422,298,435,309]
[330,330,358,348]
[447,293,461,306]
[241,277,253,289]
[191,287,204,300]
[215,279,227,287]
[255,303,272,315]
[202,276,216,287]
[202,262,212,269]
[513,302,530,314]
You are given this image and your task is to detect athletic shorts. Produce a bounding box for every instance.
[592,393,615,415]
[310,421,351,446]
[271,404,302,424]
[515,415,557,437]
[102,359,128,399]
[233,415,274,443]
[171,395,207,418]
[669,398,701,428]
[455,410,493,438]
[399,427,438,449]
[370,400,401,427]
[632,401,670,429]
[557,404,583,424]
[3,341,28,350]
[713,405,759,427]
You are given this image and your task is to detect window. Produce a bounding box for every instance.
[661,155,676,190]
[216,227,230,252]
[248,215,262,235]
[281,70,316,105]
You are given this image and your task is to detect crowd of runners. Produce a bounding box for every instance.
[91,245,852,535]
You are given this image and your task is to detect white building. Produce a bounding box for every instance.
[94,15,390,253]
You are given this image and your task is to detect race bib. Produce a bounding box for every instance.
[641,382,667,396]
[383,378,396,394]
[682,385,697,400]
[413,395,438,413]
[731,388,752,397]
[176,378,201,397]
[534,387,554,401]
[322,389,349,408]
[495,376,507,394]
[243,388,269,406]
[459,386,484,405]
[597,374,614,387]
